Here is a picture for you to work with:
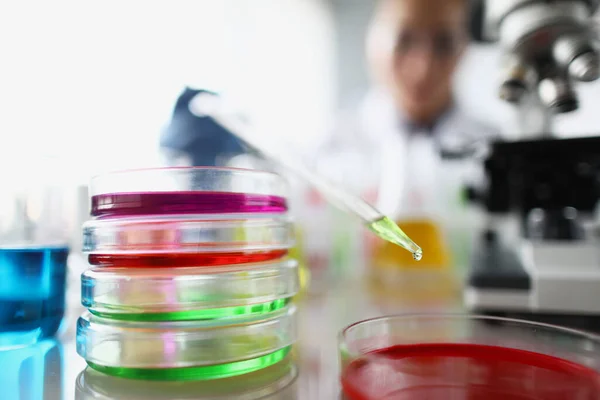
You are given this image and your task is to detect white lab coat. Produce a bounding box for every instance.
[228,89,499,271]
[318,89,499,221]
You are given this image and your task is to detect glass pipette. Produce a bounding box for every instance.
[190,93,423,260]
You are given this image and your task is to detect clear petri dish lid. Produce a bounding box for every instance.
[75,354,298,399]
[82,215,294,255]
[81,259,300,321]
[76,305,297,380]
[89,167,289,218]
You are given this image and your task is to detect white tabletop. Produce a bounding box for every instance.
[3,272,461,400]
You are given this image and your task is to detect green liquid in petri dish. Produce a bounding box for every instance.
[86,346,292,381]
[89,298,291,322]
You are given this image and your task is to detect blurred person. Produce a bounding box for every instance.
[314,0,499,276]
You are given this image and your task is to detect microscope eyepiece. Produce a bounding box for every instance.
[569,51,600,82]
[553,34,600,82]
[499,81,528,103]
[538,76,579,113]
[499,56,537,103]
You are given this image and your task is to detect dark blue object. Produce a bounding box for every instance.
[160,88,248,167]
[0,246,69,345]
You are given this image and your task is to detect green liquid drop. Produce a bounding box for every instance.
[367,216,423,261]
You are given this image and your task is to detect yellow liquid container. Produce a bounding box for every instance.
[369,218,459,305]
[373,219,450,269]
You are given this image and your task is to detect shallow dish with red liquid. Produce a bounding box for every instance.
[340,314,600,400]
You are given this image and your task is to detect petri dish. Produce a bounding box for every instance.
[83,215,294,267]
[77,305,297,381]
[75,353,298,399]
[81,259,300,321]
[339,314,600,400]
[89,167,288,218]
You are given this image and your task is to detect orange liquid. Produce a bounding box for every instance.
[372,219,451,269]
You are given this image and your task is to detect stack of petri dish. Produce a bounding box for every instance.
[76,167,299,381]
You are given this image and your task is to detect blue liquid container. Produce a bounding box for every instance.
[0,339,63,400]
[0,246,69,346]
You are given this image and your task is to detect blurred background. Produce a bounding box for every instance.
[2,1,600,398]
[3,0,600,299]
[0,0,334,179]
[3,0,600,183]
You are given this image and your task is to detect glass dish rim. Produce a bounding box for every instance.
[81,259,299,317]
[90,166,287,196]
[79,303,295,330]
[76,306,297,369]
[91,166,283,181]
[75,351,299,392]
[83,213,293,227]
[339,312,600,360]
[83,258,298,278]
[82,214,295,255]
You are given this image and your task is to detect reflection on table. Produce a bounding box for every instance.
[75,353,298,399]
[0,262,464,400]
[0,339,62,400]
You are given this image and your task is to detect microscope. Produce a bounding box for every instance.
[464,0,600,331]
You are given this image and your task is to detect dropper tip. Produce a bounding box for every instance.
[412,249,423,261]
[367,216,423,261]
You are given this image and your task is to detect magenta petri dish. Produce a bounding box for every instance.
[89,167,289,218]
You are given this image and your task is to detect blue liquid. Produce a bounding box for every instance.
[0,246,69,345]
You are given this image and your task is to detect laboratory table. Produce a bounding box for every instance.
[1,272,462,400]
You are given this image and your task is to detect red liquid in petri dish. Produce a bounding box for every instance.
[88,249,288,267]
[91,192,288,218]
[341,343,600,400]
